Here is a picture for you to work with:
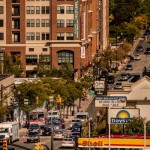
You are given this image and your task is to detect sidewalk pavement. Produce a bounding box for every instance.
[63,94,94,122]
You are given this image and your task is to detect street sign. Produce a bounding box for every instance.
[94,80,105,91]
[95,96,127,107]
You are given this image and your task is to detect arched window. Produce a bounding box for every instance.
[58,50,74,65]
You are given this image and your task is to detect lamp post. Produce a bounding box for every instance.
[144,117,147,150]
[18,90,21,129]
[88,117,93,150]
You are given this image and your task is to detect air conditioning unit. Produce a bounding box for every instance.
[88,10,93,13]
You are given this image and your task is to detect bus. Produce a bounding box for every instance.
[29,108,48,125]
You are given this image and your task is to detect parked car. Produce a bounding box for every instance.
[125,64,133,70]
[26,131,40,143]
[114,82,123,89]
[42,125,52,136]
[107,75,115,84]
[61,138,75,148]
[119,73,130,81]
[144,48,150,54]
[133,54,140,60]
[28,124,40,133]
[53,129,68,140]
[136,45,143,52]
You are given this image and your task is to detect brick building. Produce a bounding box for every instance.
[0,0,109,77]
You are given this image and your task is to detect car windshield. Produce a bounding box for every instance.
[116,83,122,85]
[29,114,38,120]
[28,132,38,136]
[55,130,63,134]
[0,128,8,133]
[76,115,86,119]
[72,120,80,123]
[53,121,60,125]
[29,124,39,128]
[63,138,72,141]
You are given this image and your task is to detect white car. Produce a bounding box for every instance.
[133,54,140,60]
[61,138,75,148]
[53,129,68,140]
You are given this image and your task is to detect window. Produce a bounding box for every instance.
[39,55,50,65]
[26,55,37,65]
[43,48,47,51]
[36,6,40,14]
[42,33,49,40]
[0,6,3,14]
[31,6,35,14]
[41,19,50,27]
[26,6,35,14]
[36,32,40,40]
[0,33,4,40]
[57,33,64,40]
[36,19,40,27]
[29,48,34,52]
[41,6,49,14]
[57,6,64,14]
[0,20,3,27]
[26,19,35,27]
[27,32,35,40]
[66,6,74,14]
[66,19,74,27]
[57,19,64,27]
[66,33,74,40]
[58,51,73,64]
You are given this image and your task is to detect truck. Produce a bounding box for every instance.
[0,122,19,143]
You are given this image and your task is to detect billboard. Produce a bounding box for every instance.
[95,96,127,107]
[109,108,140,124]
[78,138,150,148]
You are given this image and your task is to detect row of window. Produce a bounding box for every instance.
[26,6,74,14]
[26,51,73,65]
[26,19,74,27]
[0,32,74,41]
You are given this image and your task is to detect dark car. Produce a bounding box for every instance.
[42,125,52,136]
[107,75,115,84]
[28,124,40,133]
[72,124,82,133]
[26,131,40,143]
[144,48,150,54]
[69,132,80,143]
[53,118,65,129]
[136,46,143,52]
[119,73,130,81]
[125,64,133,70]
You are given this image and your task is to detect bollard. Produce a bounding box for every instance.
[3,140,8,150]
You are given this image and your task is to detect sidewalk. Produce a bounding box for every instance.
[63,93,94,122]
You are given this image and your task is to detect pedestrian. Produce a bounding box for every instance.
[96,111,100,122]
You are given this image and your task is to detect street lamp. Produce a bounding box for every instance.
[88,117,93,150]
[18,90,21,129]
[144,117,147,150]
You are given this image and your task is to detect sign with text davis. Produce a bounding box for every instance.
[95,96,127,107]
[109,108,140,124]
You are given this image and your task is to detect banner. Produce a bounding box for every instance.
[74,0,79,38]
[81,46,85,58]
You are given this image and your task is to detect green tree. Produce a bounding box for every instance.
[3,54,23,77]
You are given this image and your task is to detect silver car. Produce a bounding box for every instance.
[53,129,68,140]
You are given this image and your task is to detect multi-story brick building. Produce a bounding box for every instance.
[0,0,109,77]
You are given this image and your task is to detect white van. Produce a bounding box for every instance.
[75,112,89,122]
[0,122,19,143]
[48,110,60,118]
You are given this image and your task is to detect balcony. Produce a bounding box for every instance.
[12,6,20,17]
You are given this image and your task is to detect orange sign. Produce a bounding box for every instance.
[78,138,150,148]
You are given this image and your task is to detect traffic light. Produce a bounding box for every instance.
[3,140,8,150]
[36,96,39,105]
[34,142,40,150]
[56,95,62,103]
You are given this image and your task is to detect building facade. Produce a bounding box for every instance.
[0,0,109,77]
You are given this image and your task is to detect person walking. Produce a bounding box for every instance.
[96,110,100,122]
